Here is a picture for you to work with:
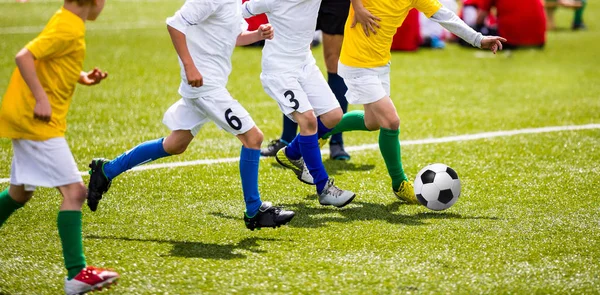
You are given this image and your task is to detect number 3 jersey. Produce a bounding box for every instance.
[242,0,322,74]
[166,0,248,97]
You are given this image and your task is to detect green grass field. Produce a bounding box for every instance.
[1,1,600,294]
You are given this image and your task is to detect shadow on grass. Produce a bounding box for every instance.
[212,200,498,229]
[0,290,13,295]
[86,235,277,260]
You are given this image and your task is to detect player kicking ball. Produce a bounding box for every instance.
[242,0,356,208]
[87,0,294,230]
[0,0,120,293]
[322,0,506,204]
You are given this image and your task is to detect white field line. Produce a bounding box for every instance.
[1,123,599,183]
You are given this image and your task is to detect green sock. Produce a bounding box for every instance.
[574,0,586,25]
[379,128,408,191]
[323,110,370,139]
[58,211,86,279]
[0,188,24,227]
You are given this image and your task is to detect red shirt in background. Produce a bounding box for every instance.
[242,0,268,31]
[479,0,546,46]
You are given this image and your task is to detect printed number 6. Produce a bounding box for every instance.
[285,90,299,110]
[225,108,242,130]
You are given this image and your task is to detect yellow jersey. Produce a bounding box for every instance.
[0,7,86,141]
[340,0,442,68]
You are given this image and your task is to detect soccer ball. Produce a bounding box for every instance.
[414,163,461,211]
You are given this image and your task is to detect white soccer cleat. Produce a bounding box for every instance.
[64,266,119,295]
[275,147,314,185]
[318,178,355,208]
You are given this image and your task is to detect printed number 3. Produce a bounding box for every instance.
[284,90,299,110]
[225,108,242,130]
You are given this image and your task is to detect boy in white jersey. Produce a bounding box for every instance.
[323,0,506,203]
[87,0,295,230]
[242,0,355,208]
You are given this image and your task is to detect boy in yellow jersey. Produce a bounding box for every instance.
[323,0,506,203]
[0,0,120,294]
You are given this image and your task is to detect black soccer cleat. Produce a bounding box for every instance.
[87,158,112,212]
[244,202,295,231]
[260,139,288,157]
[329,142,350,161]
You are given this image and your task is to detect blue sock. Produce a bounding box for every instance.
[317,118,333,139]
[240,146,262,217]
[285,135,302,161]
[328,72,348,145]
[103,138,171,180]
[298,134,329,194]
[281,115,298,143]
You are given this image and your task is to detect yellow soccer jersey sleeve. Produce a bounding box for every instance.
[0,7,86,141]
[340,0,442,68]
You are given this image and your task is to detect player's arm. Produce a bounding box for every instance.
[78,68,108,86]
[167,25,202,87]
[15,48,51,122]
[241,0,272,19]
[165,2,214,88]
[350,0,381,36]
[429,7,506,53]
[236,24,274,46]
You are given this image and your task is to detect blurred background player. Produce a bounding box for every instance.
[0,0,120,294]
[242,0,356,208]
[260,0,352,161]
[87,0,294,231]
[477,0,546,49]
[544,0,586,31]
[323,0,506,204]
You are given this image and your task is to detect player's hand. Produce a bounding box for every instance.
[185,66,203,87]
[351,6,380,37]
[258,24,274,40]
[33,96,52,122]
[79,67,108,86]
[480,36,507,54]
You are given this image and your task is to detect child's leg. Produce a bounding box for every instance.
[56,182,87,279]
[0,185,31,227]
[236,126,264,217]
[102,135,181,180]
[573,0,586,28]
[287,110,330,194]
[280,115,299,144]
[363,96,409,191]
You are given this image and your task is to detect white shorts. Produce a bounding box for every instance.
[10,137,82,191]
[260,63,340,122]
[163,88,256,136]
[338,62,391,105]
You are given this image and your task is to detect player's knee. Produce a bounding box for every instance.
[64,184,87,205]
[320,108,342,128]
[239,127,263,149]
[383,118,400,130]
[296,112,318,134]
[164,141,188,155]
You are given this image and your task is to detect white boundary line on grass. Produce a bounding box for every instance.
[1,123,599,183]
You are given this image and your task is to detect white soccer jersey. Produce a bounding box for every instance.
[166,0,248,97]
[242,0,321,74]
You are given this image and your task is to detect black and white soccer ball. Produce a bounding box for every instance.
[414,163,461,211]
